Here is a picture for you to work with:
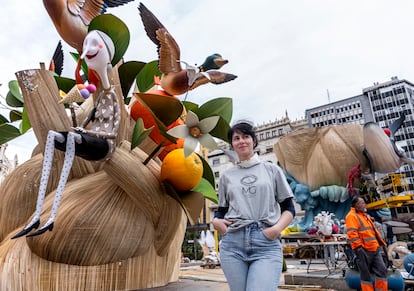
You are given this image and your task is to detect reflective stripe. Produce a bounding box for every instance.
[346,208,382,252]
[356,215,364,225]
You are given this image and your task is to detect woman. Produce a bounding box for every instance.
[213,121,295,291]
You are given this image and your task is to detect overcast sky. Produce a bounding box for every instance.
[2,0,414,162]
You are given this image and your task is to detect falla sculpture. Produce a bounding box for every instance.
[0,3,235,290]
[12,29,121,238]
[274,114,414,232]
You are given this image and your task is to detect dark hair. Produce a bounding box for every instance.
[351,195,361,207]
[227,121,258,148]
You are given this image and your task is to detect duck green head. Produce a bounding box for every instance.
[199,53,229,71]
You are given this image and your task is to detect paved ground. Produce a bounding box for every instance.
[140,258,339,291]
[141,279,229,291]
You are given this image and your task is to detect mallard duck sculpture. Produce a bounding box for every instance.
[43,0,135,53]
[138,2,237,96]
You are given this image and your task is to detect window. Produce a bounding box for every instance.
[396,207,409,214]
[212,158,220,165]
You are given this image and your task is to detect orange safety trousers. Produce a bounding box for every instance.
[360,277,387,291]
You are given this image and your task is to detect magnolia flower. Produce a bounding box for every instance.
[167,111,219,157]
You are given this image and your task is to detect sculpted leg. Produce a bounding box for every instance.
[27,132,82,237]
[12,131,65,239]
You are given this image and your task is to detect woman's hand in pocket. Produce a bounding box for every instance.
[212,218,232,235]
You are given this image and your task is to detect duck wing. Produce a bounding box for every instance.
[138,3,165,46]
[139,2,181,73]
[66,0,102,26]
[49,40,64,76]
[156,29,181,73]
[104,0,135,7]
[67,0,134,26]
[189,71,237,90]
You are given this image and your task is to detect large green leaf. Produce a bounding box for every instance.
[88,14,130,66]
[8,80,23,103]
[136,61,162,92]
[131,118,153,150]
[133,92,183,127]
[9,110,22,122]
[6,91,23,108]
[0,124,21,145]
[20,107,31,134]
[182,101,199,113]
[0,114,9,125]
[209,117,231,142]
[197,153,215,188]
[54,76,76,93]
[192,178,218,204]
[196,97,232,123]
[118,61,146,99]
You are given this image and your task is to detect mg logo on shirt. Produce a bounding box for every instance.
[240,175,258,196]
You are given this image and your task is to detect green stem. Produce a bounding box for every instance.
[143,141,164,165]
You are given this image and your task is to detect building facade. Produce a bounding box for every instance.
[305,94,374,127]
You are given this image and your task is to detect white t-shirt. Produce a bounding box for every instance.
[218,154,294,231]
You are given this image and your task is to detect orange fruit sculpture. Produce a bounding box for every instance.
[160,148,203,191]
[158,138,185,160]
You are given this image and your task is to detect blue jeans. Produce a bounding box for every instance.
[219,222,283,291]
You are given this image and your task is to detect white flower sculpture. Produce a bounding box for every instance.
[167,111,219,157]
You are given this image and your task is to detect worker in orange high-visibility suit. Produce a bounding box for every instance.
[345,195,388,291]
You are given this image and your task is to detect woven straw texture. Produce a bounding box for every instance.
[274,125,365,191]
[0,65,186,290]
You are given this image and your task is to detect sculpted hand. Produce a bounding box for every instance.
[72,127,87,134]
[213,218,232,235]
